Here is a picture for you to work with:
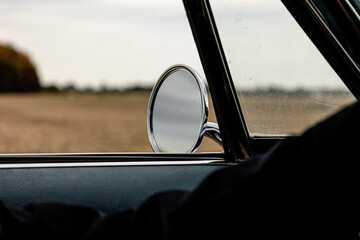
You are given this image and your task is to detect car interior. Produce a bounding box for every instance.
[1,0,359,216]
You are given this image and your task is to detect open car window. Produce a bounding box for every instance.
[210,0,357,136]
[0,1,223,154]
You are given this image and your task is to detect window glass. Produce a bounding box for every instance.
[0,0,215,153]
[211,0,356,135]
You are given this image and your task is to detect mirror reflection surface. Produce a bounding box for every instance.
[148,65,207,153]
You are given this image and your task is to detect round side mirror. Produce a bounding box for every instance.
[147,64,222,153]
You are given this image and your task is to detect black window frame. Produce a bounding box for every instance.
[183,0,360,162]
[183,0,253,162]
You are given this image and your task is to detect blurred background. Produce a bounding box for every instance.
[0,0,203,90]
[0,0,217,153]
[0,0,355,153]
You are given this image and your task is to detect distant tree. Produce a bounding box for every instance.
[41,85,61,93]
[0,44,41,92]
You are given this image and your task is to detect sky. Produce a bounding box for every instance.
[0,0,351,91]
[0,0,203,90]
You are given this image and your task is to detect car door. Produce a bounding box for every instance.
[1,0,359,213]
[0,0,227,213]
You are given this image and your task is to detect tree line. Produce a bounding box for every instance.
[0,44,41,92]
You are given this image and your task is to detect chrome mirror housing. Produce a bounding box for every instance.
[147,64,222,153]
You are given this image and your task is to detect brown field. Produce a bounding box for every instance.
[0,92,355,153]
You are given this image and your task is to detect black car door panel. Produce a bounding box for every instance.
[0,164,226,212]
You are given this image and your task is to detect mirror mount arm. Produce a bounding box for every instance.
[204,122,223,147]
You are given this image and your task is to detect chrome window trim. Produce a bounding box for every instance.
[305,0,360,73]
[345,0,360,22]
[0,160,226,169]
[0,152,226,168]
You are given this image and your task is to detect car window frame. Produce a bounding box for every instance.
[184,0,253,162]
[1,0,359,164]
[282,0,360,98]
[0,1,228,165]
[183,0,360,162]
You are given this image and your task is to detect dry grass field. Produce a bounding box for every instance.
[0,92,355,153]
[239,93,356,135]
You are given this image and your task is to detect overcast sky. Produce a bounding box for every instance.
[0,0,350,91]
[0,0,203,89]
